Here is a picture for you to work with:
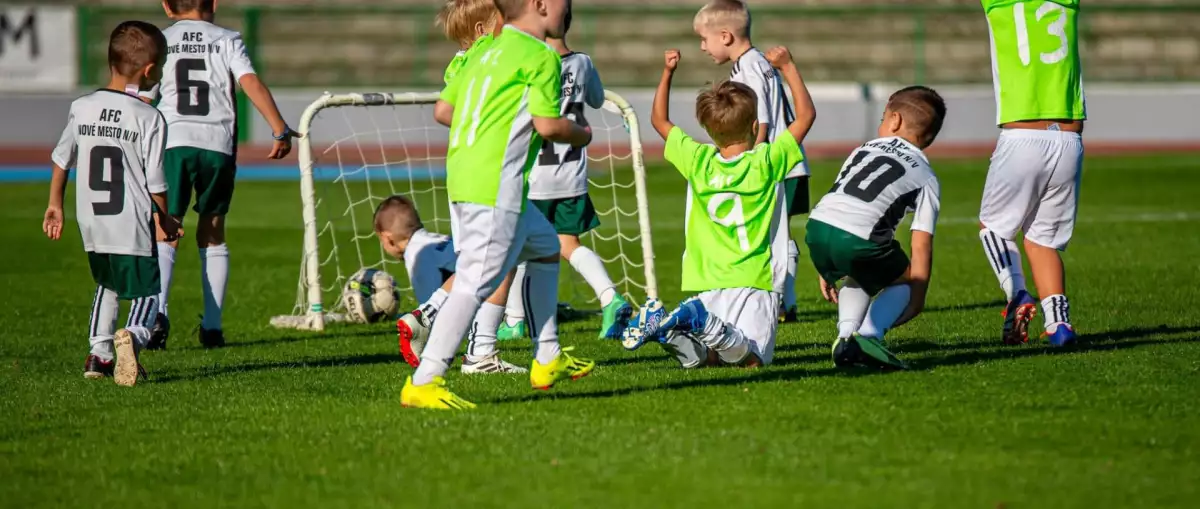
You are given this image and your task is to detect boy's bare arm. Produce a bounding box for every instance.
[43,164,69,240]
[651,50,681,141]
[151,192,184,241]
[755,123,769,145]
[765,47,816,144]
[239,74,300,159]
[895,230,933,327]
[434,100,455,127]
[532,116,591,148]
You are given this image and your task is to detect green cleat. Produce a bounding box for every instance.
[598,294,634,340]
[832,334,909,370]
[497,320,527,342]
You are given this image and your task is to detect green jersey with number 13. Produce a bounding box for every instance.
[983,0,1085,125]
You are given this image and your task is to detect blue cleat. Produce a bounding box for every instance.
[657,297,710,336]
[1046,324,1078,347]
[1002,289,1038,345]
[621,299,666,351]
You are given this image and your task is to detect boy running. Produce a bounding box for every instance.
[978,0,1084,347]
[144,0,298,349]
[44,21,181,386]
[622,46,815,369]
[806,86,946,370]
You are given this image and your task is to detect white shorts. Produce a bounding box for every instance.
[979,129,1084,251]
[449,201,560,301]
[697,287,781,365]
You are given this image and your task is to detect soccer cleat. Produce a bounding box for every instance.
[530,347,595,390]
[397,310,432,368]
[113,329,147,387]
[1002,289,1038,345]
[146,313,170,350]
[778,305,798,324]
[461,354,529,374]
[657,298,710,337]
[1045,324,1078,347]
[83,354,114,379]
[832,334,909,370]
[598,294,634,340]
[622,298,666,351]
[198,325,225,349]
[400,376,476,410]
[497,320,527,342]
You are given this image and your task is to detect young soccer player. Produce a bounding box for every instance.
[436,0,502,85]
[43,21,181,387]
[622,46,815,369]
[693,0,810,323]
[375,196,527,374]
[401,0,595,409]
[978,0,1084,347]
[500,8,633,342]
[144,0,298,349]
[806,86,946,370]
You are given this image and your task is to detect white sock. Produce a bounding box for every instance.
[465,302,505,361]
[156,242,175,316]
[858,284,911,340]
[125,295,159,349]
[89,286,120,361]
[414,290,481,386]
[979,229,1026,301]
[504,263,526,325]
[1041,294,1071,333]
[418,288,449,321]
[525,262,562,365]
[837,281,871,338]
[696,314,752,364]
[200,244,229,330]
[568,246,616,306]
[783,239,799,310]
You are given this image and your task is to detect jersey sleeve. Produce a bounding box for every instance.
[583,57,605,109]
[439,58,464,106]
[664,126,710,179]
[406,251,444,304]
[442,52,468,86]
[51,105,77,169]
[910,178,941,235]
[226,34,257,80]
[527,50,562,118]
[762,129,805,182]
[143,113,168,194]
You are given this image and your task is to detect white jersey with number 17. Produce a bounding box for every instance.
[527,52,606,200]
[52,90,167,257]
[144,19,257,155]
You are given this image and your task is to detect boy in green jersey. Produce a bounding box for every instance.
[401,0,594,409]
[436,0,502,85]
[978,0,1084,347]
[621,46,815,368]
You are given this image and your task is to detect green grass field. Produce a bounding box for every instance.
[2,153,1199,508]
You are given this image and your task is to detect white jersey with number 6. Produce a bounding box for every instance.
[52,90,167,257]
[527,52,606,200]
[145,20,257,155]
[810,137,940,243]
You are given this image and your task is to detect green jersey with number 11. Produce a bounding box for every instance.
[440,26,562,212]
[983,0,1085,125]
[665,127,804,293]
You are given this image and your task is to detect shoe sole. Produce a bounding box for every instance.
[397,321,421,369]
[831,337,856,368]
[532,365,594,391]
[1003,304,1037,345]
[83,371,107,380]
[113,329,140,387]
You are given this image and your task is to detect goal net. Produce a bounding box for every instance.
[271,91,658,331]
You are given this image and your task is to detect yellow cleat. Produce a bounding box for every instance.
[530,347,595,390]
[400,376,476,410]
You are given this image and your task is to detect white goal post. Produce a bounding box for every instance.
[271,90,658,331]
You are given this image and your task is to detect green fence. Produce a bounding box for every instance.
[79,3,1200,89]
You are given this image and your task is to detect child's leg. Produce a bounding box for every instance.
[465,273,513,362]
[979,130,1054,303]
[418,276,453,320]
[857,284,912,340]
[503,263,526,327]
[1025,240,1072,333]
[561,234,617,307]
[1022,133,1082,335]
[659,331,714,369]
[89,285,121,361]
[782,239,799,312]
[124,294,159,348]
[515,207,566,365]
[978,227,1025,302]
[155,234,178,319]
[198,214,228,331]
[836,279,872,338]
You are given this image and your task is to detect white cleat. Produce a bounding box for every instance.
[461,354,529,374]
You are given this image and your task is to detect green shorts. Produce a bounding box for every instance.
[165,146,237,217]
[88,251,161,300]
[783,176,810,216]
[805,219,908,296]
[532,194,601,236]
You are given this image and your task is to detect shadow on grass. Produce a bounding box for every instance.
[152,353,399,383]
[788,299,1007,324]
[220,328,391,349]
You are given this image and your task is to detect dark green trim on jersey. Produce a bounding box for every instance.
[805,219,908,296]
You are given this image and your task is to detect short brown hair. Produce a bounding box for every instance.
[108,21,167,78]
[886,86,947,147]
[492,0,528,20]
[694,0,751,38]
[373,195,424,240]
[437,0,501,47]
[165,0,214,15]
[696,80,758,147]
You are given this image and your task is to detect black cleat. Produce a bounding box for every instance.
[199,327,226,349]
[778,305,798,324]
[83,354,114,379]
[146,313,170,350]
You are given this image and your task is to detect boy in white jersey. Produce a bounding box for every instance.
[144,0,298,350]
[978,0,1084,347]
[806,86,946,370]
[622,46,815,369]
[500,8,633,342]
[693,0,811,323]
[43,21,182,387]
[374,196,527,375]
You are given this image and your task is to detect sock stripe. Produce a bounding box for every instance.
[89,286,104,338]
[129,298,144,328]
[991,232,1014,269]
[522,271,539,340]
[982,232,1004,271]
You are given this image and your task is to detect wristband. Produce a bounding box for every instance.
[273,128,293,141]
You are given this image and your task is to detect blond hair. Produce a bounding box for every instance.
[436,0,501,47]
[373,195,424,241]
[885,86,947,148]
[694,0,751,38]
[696,80,758,147]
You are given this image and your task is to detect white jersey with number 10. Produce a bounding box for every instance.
[527,52,606,200]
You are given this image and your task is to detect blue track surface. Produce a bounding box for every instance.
[0,165,446,183]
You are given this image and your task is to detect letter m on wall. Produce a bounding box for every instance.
[0,9,38,58]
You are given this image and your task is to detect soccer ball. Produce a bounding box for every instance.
[342,269,400,323]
